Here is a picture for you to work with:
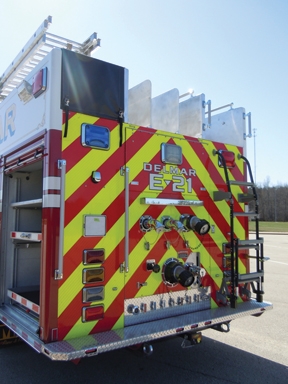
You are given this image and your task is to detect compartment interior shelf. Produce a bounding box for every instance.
[8,287,40,314]
[11,199,42,209]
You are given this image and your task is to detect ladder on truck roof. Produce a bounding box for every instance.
[0,15,101,102]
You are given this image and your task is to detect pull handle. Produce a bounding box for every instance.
[124,166,130,272]
[55,159,66,280]
[244,112,252,139]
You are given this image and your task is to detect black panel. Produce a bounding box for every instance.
[61,49,125,120]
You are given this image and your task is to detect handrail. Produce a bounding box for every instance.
[124,166,130,273]
[55,159,66,280]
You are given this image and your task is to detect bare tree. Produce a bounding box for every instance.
[250,183,288,221]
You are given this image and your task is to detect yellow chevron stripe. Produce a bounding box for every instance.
[199,140,246,274]
[198,141,246,230]
[63,128,170,255]
[135,204,224,298]
[59,209,125,316]
[63,194,166,338]
[60,127,172,331]
[61,125,247,338]
[62,114,99,151]
[64,124,120,200]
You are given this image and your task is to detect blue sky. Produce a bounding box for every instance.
[1,0,287,186]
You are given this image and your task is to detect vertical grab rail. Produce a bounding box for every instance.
[124,166,130,273]
[214,150,237,308]
[55,159,66,280]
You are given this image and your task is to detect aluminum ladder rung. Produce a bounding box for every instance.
[238,271,263,283]
[238,193,254,203]
[246,255,270,262]
[233,212,259,218]
[229,180,255,187]
[213,191,231,201]
[238,238,263,246]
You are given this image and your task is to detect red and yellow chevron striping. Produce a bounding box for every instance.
[57,114,249,341]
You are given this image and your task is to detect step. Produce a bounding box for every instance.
[0,300,273,361]
[238,238,263,246]
[246,255,270,262]
[238,271,264,284]
[237,238,263,249]
[213,191,231,202]
[238,193,255,203]
[229,180,255,187]
[233,212,259,218]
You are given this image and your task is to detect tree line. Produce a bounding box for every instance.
[249,184,288,222]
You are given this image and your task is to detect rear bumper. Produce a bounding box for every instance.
[0,299,272,361]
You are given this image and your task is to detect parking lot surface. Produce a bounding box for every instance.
[0,234,287,383]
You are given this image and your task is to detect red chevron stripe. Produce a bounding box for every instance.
[59,126,248,339]
[62,111,77,125]
[63,118,119,173]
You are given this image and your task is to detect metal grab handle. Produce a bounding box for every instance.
[203,100,211,129]
[55,159,66,280]
[244,112,252,138]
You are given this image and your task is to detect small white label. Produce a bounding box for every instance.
[84,215,106,236]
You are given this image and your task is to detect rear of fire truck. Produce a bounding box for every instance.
[0,17,272,360]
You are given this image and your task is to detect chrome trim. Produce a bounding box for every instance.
[83,286,104,303]
[82,268,104,284]
[141,197,203,206]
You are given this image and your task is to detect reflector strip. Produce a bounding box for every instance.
[58,115,249,342]
[7,290,40,315]
[10,231,42,242]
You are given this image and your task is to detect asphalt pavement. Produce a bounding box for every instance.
[0,233,287,384]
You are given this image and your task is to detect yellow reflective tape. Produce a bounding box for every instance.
[112,314,124,330]
[209,142,246,273]
[126,130,170,180]
[58,262,83,316]
[198,141,246,238]
[211,297,218,309]
[60,133,167,325]
[65,126,120,200]
[62,114,98,151]
[61,128,247,335]
[63,129,170,255]
[59,214,125,316]
[63,174,123,255]
[65,317,97,341]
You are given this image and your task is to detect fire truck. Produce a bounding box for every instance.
[0,17,272,360]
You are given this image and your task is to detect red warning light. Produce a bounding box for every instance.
[218,150,236,168]
[32,68,47,98]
